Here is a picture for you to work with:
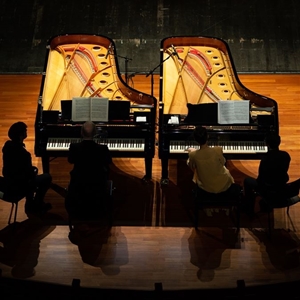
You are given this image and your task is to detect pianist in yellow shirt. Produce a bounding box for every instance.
[187,126,239,196]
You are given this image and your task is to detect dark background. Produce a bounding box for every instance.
[0,0,299,74]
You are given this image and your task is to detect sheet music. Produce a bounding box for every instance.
[90,97,109,122]
[72,97,89,122]
[72,97,109,122]
[218,100,250,124]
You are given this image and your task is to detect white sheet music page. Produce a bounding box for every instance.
[72,97,109,122]
[72,97,90,122]
[218,100,250,124]
[90,97,109,122]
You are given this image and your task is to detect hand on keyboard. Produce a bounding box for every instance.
[185,147,197,153]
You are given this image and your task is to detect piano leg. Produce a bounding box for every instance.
[42,155,50,174]
[160,157,169,185]
[144,156,153,181]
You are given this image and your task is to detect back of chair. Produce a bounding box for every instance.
[286,178,300,198]
[261,182,300,239]
[260,178,300,209]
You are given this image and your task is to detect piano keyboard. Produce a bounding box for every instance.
[46,138,145,152]
[169,141,267,154]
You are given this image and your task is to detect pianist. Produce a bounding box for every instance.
[187,126,240,197]
[65,121,112,220]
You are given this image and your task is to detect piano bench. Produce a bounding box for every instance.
[67,180,115,235]
[193,183,242,232]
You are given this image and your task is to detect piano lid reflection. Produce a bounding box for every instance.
[34,34,157,180]
[158,36,279,184]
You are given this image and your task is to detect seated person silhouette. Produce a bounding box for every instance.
[244,131,300,214]
[65,121,112,221]
[186,126,241,199]
[2,121,52,215]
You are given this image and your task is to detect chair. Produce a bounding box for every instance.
[193,183,243,232]
[259,180,300,237]
[0,176,26,225]
[67,180,115,232]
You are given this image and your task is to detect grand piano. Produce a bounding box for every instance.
[158,36,278,184]
[34,34,157,180]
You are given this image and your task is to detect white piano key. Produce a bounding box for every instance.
[46,137,145,152]
[169,140,267,154]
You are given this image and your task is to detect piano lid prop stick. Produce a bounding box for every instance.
[105,43,112,59]
[171,45,180,59]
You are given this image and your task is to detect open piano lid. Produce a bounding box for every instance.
[159,36,278,132]
[39,34,156,113]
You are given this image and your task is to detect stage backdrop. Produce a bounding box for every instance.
[0,0,299,74]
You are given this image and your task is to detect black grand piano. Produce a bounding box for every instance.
[158,36,278,185]
[35,34,157,180]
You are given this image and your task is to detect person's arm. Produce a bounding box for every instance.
[186,147,197,153]
[187,151,196,170]
[68,143,76,164]
[257,158,267,185]
[105,145,112,165]
[279,152,291,183]
[284,152,291,174]
[215,146,226,165]
[186,148,197,166]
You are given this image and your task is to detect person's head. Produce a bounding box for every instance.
[193,126,208,145]
[8,121,27,142]
[265,131,281,149]
[81,121,96,139]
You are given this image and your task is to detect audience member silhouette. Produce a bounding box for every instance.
[1,121,52,214]
[244,131,300,215]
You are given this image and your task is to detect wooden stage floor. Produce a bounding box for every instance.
[0,74,300,297]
